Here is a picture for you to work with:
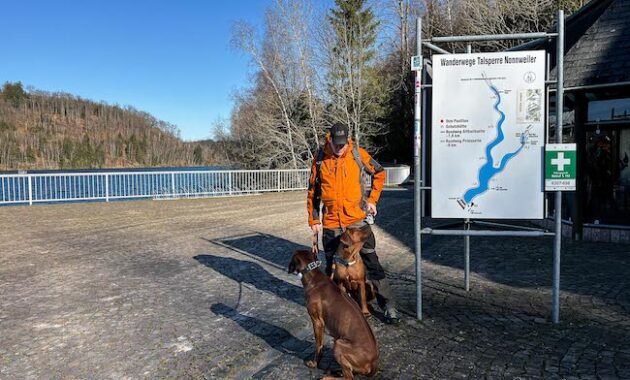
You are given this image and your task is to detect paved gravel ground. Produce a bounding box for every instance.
[1,189,629,379]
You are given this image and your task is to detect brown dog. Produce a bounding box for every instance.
[288,250,378,379]
[331,226,373,317]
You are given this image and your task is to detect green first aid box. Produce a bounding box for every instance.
[545,144,576,191]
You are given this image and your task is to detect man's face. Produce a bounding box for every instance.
[330,140,348,156]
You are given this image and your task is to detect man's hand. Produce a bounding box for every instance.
[310,224,321,253]
[366,202,377,216]
[311,224,321,235]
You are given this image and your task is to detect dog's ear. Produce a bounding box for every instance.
[288,254,297,274]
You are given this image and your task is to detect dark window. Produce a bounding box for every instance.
[588,98,630,122]
[584,125,630,225]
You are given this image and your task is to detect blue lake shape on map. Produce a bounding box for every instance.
[462,84,527,205]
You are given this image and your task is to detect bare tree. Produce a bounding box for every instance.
[421,0,586,52]
[232,20,300,168]
[275,0,326,151]
[231,0,324,169]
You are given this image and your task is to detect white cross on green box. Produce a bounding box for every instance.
[545,144,576,191]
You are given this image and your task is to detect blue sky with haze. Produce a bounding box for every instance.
[0,0,274,141]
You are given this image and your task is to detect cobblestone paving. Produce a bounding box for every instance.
[1,190,629,379]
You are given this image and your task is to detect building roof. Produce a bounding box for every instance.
[563,0,630,87]
[517,0,630,88]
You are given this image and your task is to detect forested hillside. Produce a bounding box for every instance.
[0,82,222,170]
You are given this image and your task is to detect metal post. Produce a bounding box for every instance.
[28,175,33,206]
[229,172,233,195]
[277,171,281,192]
[105,174,109,202]
[465,218,470,291]
[171,173,176,197]
[415,17,423,320]
[464,44,471,292]
[427,31,555,43]
[422,229,554,237]
[552,10,564,324]
[421,54,428,217]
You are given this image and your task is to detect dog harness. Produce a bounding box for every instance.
[334,256,356,267]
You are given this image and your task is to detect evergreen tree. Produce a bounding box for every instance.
[26,146,37,163]
[60,138,74,168]
[0,121,14,131]
[136,134,147,164]
[193,145,203,165]
[95,143,105,168]
[326,0,385,149]
[1,82,29,107]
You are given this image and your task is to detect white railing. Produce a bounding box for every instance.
[0,166,409,206]
[0,169,310,205]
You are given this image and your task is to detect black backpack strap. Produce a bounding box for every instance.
[352,144,385,174]
[351,144,373,175]
[315,147,325,181]
[352,144,374,210]
[369,157,384,174]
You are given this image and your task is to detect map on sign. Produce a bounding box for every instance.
[431,51,545,219]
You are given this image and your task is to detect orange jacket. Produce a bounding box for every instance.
[307,137,385,228]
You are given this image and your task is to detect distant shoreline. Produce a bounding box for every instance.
[0,166,227,175]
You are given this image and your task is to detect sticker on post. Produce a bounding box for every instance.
[411,56,422,71]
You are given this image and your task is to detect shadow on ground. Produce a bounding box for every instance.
[377,189,630,306]
[196,222,630,379]
[210,303,312,360]
[194,254,305,306]
[210,303,342,377]
[203,233,309,270]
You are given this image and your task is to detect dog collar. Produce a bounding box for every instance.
[334,257,356,267]
[297,260,321,278]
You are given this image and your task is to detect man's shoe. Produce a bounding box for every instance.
[384,308,400,325]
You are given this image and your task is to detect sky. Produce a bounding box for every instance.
[0,0,273,141]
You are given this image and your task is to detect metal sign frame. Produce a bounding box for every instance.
[414,11,566,323]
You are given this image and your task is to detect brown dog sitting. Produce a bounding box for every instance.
[288,250,378,379]
[330,226,373,317]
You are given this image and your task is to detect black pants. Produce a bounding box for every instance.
[322,223,396,309]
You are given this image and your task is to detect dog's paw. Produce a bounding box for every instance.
[305,359,318,368]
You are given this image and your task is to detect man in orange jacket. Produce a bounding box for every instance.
[306,122,399,324]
